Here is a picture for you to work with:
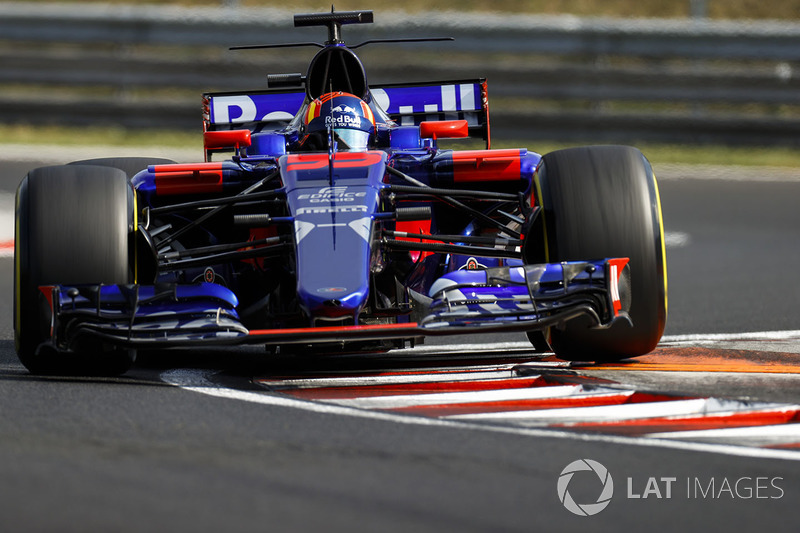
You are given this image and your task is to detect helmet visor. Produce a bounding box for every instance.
[335,128,369,151]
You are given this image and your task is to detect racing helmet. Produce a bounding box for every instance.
[304,92,375,151]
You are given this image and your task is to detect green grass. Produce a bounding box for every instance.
[17,0,800,20]
[1,124,201,150]
[3,124,799,168]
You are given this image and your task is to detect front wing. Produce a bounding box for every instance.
[35,259,630,353]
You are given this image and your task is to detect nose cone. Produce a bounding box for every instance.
[301,286,370,320]
[280,150,387,323]
[294,218,372,321]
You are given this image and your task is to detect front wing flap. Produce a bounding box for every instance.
[39,282,248,351]
[38,259,629,351]
[421,258,631,332]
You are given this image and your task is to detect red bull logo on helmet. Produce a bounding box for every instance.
[331,105,357,114]
[305,92,375,134]
[325,112,362,129]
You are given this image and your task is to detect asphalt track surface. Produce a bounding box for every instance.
[2,154,800,531]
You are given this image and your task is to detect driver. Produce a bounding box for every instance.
[301,91,376,151]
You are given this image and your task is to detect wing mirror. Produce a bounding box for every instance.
[203,129,252,150]
[419,120,469,141]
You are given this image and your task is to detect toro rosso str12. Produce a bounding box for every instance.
[14,10,667,375]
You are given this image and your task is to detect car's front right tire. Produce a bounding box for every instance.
[529,145,668,361]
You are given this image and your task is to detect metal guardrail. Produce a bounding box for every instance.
[1,3,799,146]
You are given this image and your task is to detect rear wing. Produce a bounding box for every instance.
[202,79,490,147]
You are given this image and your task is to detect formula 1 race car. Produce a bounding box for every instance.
[14,10,667,375]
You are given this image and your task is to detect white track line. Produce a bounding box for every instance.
[257,369,517,389]
[647,423,800,447]
[664,231,690,248]
[655,164,800,182]
[161,368,800,462]
[450,398,732,423]
[326,384,601,409]
[448,398,797,424]
[0,192,13,258]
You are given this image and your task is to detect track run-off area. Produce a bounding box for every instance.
[163,331,800,462]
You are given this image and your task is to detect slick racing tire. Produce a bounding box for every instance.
[530,145,667,361]
[14,165,136,375]
[68,156,177,178]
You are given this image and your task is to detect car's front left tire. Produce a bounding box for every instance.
[15,165,136,375]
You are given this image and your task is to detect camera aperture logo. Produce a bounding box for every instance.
[557,459,614,516]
